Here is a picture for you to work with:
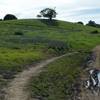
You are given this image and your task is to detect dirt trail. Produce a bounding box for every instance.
[81,46,100,100]
[92,45,100,69]
[4,52,77,100]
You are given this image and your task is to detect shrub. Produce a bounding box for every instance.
[86,20,96,27]
[14,31,24,35]
[37,15,42,18]
[86,20,100,28]
[77,21,84,25]
[4,14,17,20]
[91,30,99,34]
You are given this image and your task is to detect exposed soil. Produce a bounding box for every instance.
[80,46,100,100]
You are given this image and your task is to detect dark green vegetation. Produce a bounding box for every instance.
[4,14,17,21]
[29,52,87,100]
[0,19,100,99]
[90,30,99,34]
[86,20,100,28]
[40,8,57,20]
[77,21,84,25]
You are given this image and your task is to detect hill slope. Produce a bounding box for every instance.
[0,19,100,72]
[0,19,100,99]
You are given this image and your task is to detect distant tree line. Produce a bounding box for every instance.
[86,20,100,28]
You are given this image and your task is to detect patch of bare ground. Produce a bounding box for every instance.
[80,46,100,100]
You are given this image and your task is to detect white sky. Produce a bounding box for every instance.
[0,0,100,23]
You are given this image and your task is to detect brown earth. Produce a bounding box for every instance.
[80,46,100,100]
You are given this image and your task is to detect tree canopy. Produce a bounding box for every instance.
[86,20,100,28]
[4,14,17,20]
[40,8,57,20]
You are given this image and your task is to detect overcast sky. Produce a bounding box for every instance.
[0,0,100,23]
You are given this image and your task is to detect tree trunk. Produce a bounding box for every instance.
[49,17,52,21]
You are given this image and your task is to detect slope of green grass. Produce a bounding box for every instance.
[0,19,100,72]
[29,52,87,100]
[0,48,44,71]
[0,19,100,99]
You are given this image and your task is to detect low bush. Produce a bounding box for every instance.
[91,30,99,34]
[14,32,24,35]
[4,14,17,20]
[77,21,84,25]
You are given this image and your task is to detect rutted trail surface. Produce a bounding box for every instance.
[81,46,100,100]
[93,46,100,69]
[4,52,77,100]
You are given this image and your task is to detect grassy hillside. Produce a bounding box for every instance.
[0,19,100,72]
[0,19,100,99]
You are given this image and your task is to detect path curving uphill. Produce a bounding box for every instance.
[4,52,77,100]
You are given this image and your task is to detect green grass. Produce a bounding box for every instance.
[0,19,100,70]
[0,19,100,50]
[29,52,87,100]
[0,19,99,75]
[0,19,100,99]
[0,48,44,71]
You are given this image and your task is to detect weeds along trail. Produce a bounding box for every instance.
[4,52,77,100]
